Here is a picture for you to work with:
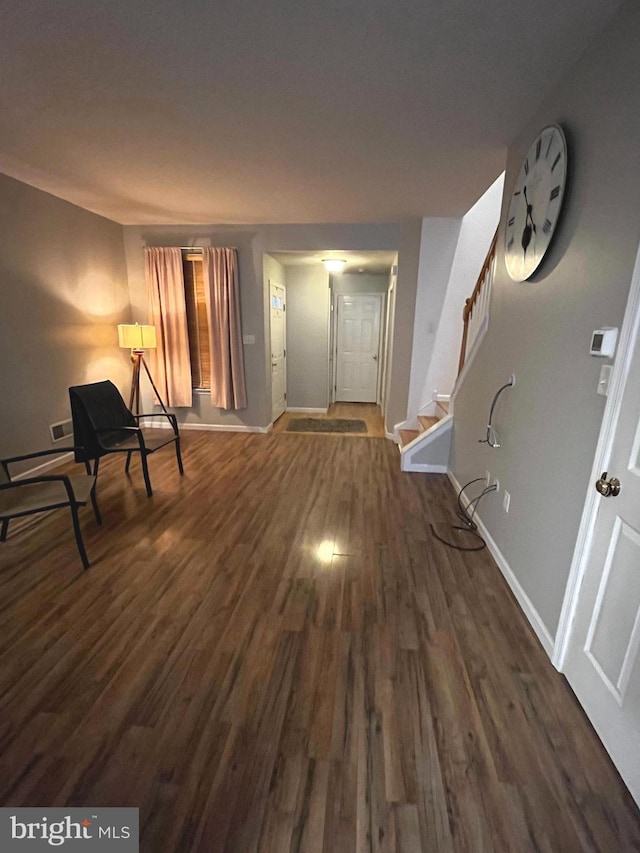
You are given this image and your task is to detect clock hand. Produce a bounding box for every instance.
[523,186,537,233]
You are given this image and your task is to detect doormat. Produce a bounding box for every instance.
[286,418,368,434]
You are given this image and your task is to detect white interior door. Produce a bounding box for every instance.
[562,302,640,805]
[335,293,382,403]
[270,282,286,422]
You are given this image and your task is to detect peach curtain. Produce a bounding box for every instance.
[202,247,247,410]
[145,247,193,407]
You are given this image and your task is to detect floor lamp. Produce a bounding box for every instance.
[117,323,169,416]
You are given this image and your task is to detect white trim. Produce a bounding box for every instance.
[286,407,328,414]
[401,413,452,450]
[417,401,440,418]
[554,238,640,670]
[448,469,555,658]
[49,418,74,443]
[385,430,395,442]
[269,280,287,423]
[394,417,419,440]
[179,422,271,434]
[434,393,451,404]
[401,415,453,472]
[146,420,271,434]
[14,451,75,481]
[407,463,448,474]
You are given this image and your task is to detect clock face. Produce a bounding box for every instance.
[504,124,567,281]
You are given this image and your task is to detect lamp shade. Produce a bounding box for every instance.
[118,323,157,350]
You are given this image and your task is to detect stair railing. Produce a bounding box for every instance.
[458,230,498,375]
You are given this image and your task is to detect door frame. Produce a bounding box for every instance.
[269,280,287,422]
[554,238,640,670]
[331,291,386,405]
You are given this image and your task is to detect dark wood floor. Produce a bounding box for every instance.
[1,431,639,852]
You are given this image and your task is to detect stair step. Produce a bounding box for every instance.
[399,429,419,447]
[437,400,449,415]
[418,415,439,432]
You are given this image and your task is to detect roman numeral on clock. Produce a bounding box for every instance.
[550,185,561,201]
[536,139,542,161]
[542,218,553,234]
[508,217,515,226]
[524,159,529,175]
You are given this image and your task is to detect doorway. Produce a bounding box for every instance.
[270,281,286,422]
[557,241,640,806]
[333,292,384,403]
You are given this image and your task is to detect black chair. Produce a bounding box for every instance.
[69,380,184,497]
[0,447,101,569]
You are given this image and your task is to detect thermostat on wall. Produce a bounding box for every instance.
[590,327,618,358]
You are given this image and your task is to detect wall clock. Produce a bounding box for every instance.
[504,124,567,281]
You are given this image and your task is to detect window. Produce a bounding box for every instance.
[182,253,211,390]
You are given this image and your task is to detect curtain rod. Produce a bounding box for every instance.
[144,246,238,251]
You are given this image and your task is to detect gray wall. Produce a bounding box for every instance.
[331,273,389,297]
[385,218,423,432]
[0,173,130,461]
[282,264,330,410]
[406,218,462,415]
[124,222,402,428]
[420,174,504,404]
[450,0,640,639]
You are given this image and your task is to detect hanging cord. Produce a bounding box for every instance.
[430,477,497,551]
[478,378,515,448]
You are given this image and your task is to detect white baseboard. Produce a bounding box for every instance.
[179,422,271,434]
[447,469,555,660]
[286,407,328,414]
[146,420,271,434]
[14,451,75,481]
[404,463,448,473]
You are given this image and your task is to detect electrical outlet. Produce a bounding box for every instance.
[486,471,500,491]
[503,491,511,513]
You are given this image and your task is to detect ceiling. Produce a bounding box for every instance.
[0,0,624,226]
[270,250,396,275]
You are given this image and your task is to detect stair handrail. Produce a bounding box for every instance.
[458,229,498,375]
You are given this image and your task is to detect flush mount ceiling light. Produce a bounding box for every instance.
[322,258,346,273]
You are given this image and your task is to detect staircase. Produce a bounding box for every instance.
[399,404,447,447]
[398,400,453,472]
[396,230,497,473]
